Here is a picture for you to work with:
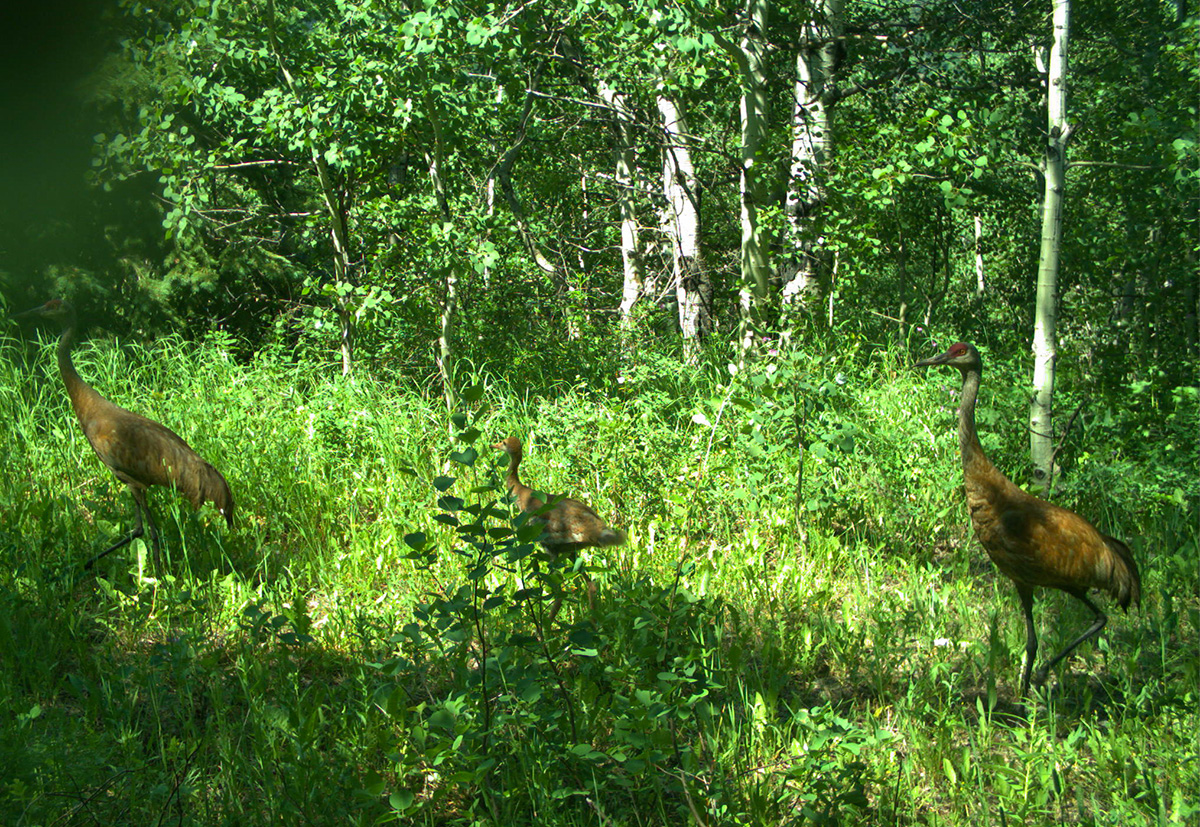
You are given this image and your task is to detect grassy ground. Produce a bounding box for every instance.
[0,330,1196,826]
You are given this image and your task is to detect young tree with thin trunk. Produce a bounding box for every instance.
[596,79,646,329]
[783,0,842,325]
[732,0,772,359]
[657,92,708,363]
[426,103,459,419]
[973,214,986,298]
[1029,0,1072,490]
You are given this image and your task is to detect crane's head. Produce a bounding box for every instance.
[11,298,75,328]
[913,341,981,373]
[491,436,524,461]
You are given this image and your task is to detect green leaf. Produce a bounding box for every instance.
[449,448,477,467]
[361,771,385,797]
[517,523,545,543]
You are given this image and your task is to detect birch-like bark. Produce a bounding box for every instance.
[657,93,708,363]
[597,80,645,328]
[1029,0,1072,489]
[735,0,772,358]
[973,214,986,298]
[783,0,841,322]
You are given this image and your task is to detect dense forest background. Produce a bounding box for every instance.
[0,0,1196,824]
[4,0,1196,390]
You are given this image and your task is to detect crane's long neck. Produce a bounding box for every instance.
[505,458,521,492]
[505,452,526,495]
[55,322,103,420]
[503,450,542,512]
[957,367,993,477]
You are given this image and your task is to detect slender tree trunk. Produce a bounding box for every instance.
[896,232,909,342]
[597,79,645,329]
[494,89,559,279]
[657,93,708,363]
[782,0,841,324]
[973,214,986,298]
[922,206,953,329]
[1185,249,1199,363]
[427,106,458,418]
[559,34,644,337]
[735,0,772,359]
[312,156,355,377]
[1029,0,1072,490]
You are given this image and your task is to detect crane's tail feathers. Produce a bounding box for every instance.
[597,527,626,547]
[1102,534,1141,610]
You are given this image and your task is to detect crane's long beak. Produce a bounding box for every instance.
[912,351,950,368]
[11,299,62,321]
[10,306,44,321]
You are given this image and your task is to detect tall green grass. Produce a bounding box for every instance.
[0,329,1195,825]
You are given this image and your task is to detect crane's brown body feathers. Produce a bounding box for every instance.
[916,342,1140,695]
[963,468,1138,608]
[17,300,234,563]
[494,436,625,552]
[492,436,625,621]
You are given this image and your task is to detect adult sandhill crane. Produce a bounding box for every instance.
[13,299,234,568]
[915,342,1140,696]
[492,435,625,622]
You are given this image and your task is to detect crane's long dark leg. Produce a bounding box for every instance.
[134,488,162,556]
[83,487,159,569]
[542,548,596,626]
[84,505,143,569]
[1033,590,1107,686]
[1016,582,1038,697]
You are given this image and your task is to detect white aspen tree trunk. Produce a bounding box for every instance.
[578,171,589,270]
[783,0,841,325]
[736,0,772,360]
[657,93,707,364]
[483,174,494,290]
[1029,0,1072,490]
[597,80,645,329]
[827,248,837,327]
[973,214,986,297]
